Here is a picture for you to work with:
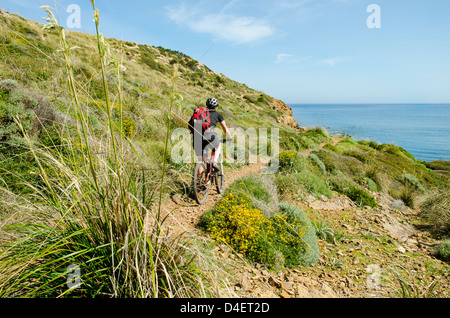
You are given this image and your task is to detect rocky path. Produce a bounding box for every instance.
[160,162,266,235]
[217,192,449,299]
[155,141,449,299]
[160,136,341,235]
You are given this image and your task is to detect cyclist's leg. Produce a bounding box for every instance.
[204,132,220,162]
[193,131,205,174]
[214,143,223,165]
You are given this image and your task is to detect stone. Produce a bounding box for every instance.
[240,275,251,292]
[280,290,291,298]
[281,281,294,291]
[268,276,281,288]
[321,283,339,298]
[382,211,417,241]
[296,284,312,298]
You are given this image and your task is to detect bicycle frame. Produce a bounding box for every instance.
[202,150,217,185]
[192,139,227,205]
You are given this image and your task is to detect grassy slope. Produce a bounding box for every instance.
[0,9,302,190]
[0,9,297,139]
[0,8,449,298]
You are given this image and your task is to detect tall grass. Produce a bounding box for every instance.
[420,190,450,236]
[0,2,211,298]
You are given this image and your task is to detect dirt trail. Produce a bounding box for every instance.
[154,136,450,299]
[160,136,341,235]
[160,162,266,235]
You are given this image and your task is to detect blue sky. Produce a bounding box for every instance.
[1,0,450,104]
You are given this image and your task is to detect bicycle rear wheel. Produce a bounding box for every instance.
[215,161,225,194]
[193,162,210,205]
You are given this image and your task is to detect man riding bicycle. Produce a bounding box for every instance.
[192,98,232,172]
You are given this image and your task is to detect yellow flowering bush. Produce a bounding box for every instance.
[277,151,310,175]
[202,192,277,264]
[201,186,320,268]
[279,151,297,169]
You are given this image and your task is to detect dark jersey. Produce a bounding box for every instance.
[206,110,224,131]
[192,109,224,157]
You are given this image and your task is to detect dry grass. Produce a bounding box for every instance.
[0,3,231,298]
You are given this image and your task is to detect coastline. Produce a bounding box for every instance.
[290,103,450,163]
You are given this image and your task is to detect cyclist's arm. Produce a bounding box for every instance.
[220,120,232,140]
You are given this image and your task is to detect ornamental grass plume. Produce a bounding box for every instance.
[0,3,211,298]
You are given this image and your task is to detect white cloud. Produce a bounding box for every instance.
[165,2,275,44]
[329,0,353,4]
[275,53,293,64]
[322,56,345,66]
[275,54,312,64]
[276,0,311,10]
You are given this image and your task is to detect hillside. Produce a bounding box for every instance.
[0,8,299,134]
[0,6,449,299]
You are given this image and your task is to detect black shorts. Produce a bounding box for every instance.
[193,131,220,157]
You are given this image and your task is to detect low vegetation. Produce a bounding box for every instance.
[200,176,320,269]
[0,5,448,299]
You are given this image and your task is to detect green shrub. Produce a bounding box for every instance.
[0,79,59,134]
[278,202,320,267]
[243,94,258,104]
[201,189,320,268]
[402,173,426,193]
[438,240,450,262]
[299,171,332,199]
[297,136,316,150]
[346,186,377,208]
[278,151,308,173]
[366,177,380,192]
[400,188,415,208]
[275,173,307,199]
[141,57,169,74]
[343,151,370,164]
[228,175,279,218]
[425,161,450,173]
[303,127,330,145]
[382,144,415,160]
[309,153,327,175]
[420,191,450,235]
[0,80,66,195]
[185,60,198,70]
[278,170,332,200]
[313,220,337,244]
[358,140,383,151]
[279,151,297,169]
[327,170,350,193]
[323,143,338,152]
[314,150,338,173]
[0,99,34,142]
[365,163,381,187]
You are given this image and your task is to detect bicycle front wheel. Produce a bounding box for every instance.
[193,162,210,205]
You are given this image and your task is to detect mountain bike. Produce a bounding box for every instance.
[192,139,228,205]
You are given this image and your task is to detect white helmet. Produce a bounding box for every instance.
[206,98,219,109]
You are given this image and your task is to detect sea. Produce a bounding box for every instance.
[290,104,450,162]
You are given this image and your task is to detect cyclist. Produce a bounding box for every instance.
[193,98,232,173]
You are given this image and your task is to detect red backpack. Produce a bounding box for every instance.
[188,107,211,134]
